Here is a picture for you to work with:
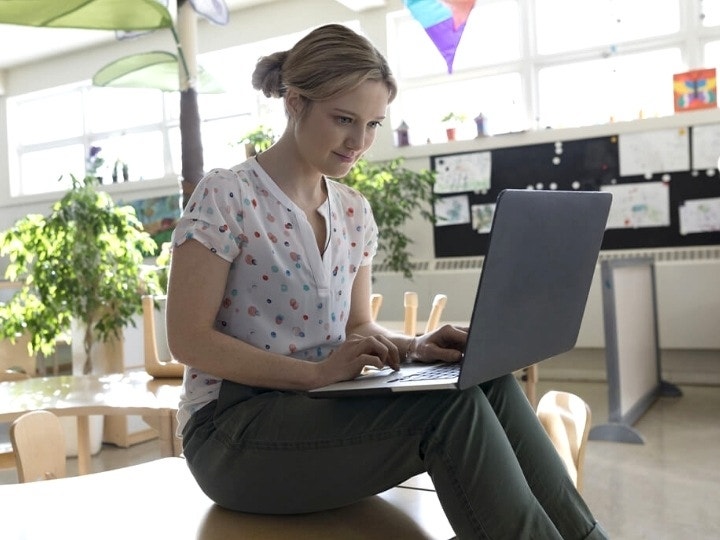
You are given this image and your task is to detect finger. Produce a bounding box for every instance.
[374,335,401,370]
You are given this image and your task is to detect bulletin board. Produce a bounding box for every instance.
[432,126,720,258]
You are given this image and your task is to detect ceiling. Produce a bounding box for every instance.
[0,0,386,71]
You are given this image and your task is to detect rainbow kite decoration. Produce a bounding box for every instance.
[405,0,477,73]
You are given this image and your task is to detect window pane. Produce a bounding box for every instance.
[395,73,525,144]
[202,116,256,170]
[12,91,83,144]
[538,48,682,128]
[705,40,720,68]
[169,126,181,176]
[87,87,164,133]
[391,1,521,79]
[18,144,83,196]
[91,131,166,183]
[536,0,680,55]
[702,0,720,27]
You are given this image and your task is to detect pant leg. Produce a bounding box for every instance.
[480,375,609,540]
[182,378,604,539]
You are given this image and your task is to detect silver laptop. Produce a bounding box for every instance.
[309,189,612,398]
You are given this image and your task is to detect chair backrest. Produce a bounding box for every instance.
[424,294,447,333]
[10,410,67,483]
[0,369,31,382]
[0,334,36,375]
[0,371,32,470]
[536,390,592,492]
[142,295,184,378]
[371,292,448,335]
[370,293,383,321]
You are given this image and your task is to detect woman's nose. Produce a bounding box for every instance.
[345,126,365,150]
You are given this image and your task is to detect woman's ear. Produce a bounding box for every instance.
[285,88,306,120]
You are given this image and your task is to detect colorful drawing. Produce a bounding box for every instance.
[123,194,182,252]
[434,195,470,226]
[471,203,496,233]
[673,68,717,112]
[404,0,476,73]
[434,151,491,194]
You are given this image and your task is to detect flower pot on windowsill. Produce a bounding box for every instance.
[445,127,457,141]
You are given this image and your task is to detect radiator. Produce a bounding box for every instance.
[371,247,720,350]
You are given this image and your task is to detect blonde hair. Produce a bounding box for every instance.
[252,24,397,105]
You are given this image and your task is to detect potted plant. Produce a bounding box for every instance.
[441,112,466,141]
[0,170,161,376]
[340,158,436,279]
[240,125,276,157]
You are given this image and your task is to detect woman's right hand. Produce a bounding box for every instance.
[313,333,402,387]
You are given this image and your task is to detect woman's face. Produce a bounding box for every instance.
[291,80,390,179]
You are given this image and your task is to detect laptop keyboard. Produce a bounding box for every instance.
[389,363,461,383]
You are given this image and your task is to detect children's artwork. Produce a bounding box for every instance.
[434,151,491,194]
[618,128,690,177]
[601,182,671,229]
[404,0,476,73]
[691,123,720,170]
[673,68,717,112]
[471,203,496,233]
[123,194,182,252]
[434,194,470,226]
[679,197,720,235]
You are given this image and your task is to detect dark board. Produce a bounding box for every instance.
[432,131,720,258]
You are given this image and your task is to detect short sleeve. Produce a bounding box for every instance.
[172,168,247,262]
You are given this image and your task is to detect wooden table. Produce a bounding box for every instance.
[0,457,454,539]
[0,372,182,474]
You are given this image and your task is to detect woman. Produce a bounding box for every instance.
[166,23,607,539]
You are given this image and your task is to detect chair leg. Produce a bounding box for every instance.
[522,364,539,408]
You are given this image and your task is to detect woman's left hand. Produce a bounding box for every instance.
[410,324,467,364]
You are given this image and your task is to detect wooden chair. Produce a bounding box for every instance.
[403,291,448,336]
[536,390,592,492]
[424,293,448,333]
[370,293,383,321]
[0,370,31,470]
[370,292,448,335]
[521,364,539,408]
[10,410,67,483]
[142,295,184,378]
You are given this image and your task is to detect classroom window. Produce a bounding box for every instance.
[537,48,683,128]
[390,0,521,79]
[534,0,680,55]
[387,0,718,141]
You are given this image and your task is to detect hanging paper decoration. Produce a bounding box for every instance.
[404,0,476,73]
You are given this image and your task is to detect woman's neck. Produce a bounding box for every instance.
[256,139,326,209]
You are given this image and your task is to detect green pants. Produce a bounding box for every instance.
[182,374,607,539]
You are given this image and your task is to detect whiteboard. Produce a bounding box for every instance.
[608,263,660,418]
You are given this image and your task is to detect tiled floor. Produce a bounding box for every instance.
[2,379,718,540]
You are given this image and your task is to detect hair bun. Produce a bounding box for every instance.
[251,51,288,98]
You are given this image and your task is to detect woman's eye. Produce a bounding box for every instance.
[368,121,383,129]
[337,116,352,125]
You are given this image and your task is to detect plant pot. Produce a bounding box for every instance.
[66,321,125,457]
[70,321,125,376]
[59,415,105,458]
[445,127,456,141]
